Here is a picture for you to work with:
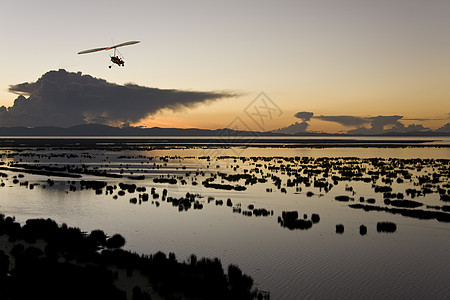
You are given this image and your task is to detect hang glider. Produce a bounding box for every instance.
[78,40,140,68]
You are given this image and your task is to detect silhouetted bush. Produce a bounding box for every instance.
[228,264,254,298]
[389,200,423,208]
[335,195,351,202]
[279,211,313,230]
[0,215,264,300]
[80,180,107,190]
[132,286,152,300]
[377,222,397,233]
[349,203,450,223]
[106,234,126,249]
[0,250,9,278]
[311,213,320,223]
[10,244,25,258]
[88,229,107,248]
[359,225,367,235]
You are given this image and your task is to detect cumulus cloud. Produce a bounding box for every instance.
[366,115,404,134]
[272,112,314,134]
[1,69,237,127]
[314,114,432,134]
[294,111,314,122]
[272,110,441,135]
[346,115,431,135]
[272,122,310,134]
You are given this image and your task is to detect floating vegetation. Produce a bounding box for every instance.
[377,222,397,233]
[278,211,319,230]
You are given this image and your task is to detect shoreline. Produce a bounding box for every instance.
[0,215,267,300]
[0,137,448,149]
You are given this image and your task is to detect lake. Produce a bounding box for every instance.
[0,137,449,299]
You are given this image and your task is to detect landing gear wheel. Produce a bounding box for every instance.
[109,66,112,69]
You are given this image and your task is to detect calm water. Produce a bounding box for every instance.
[0,143,449,299]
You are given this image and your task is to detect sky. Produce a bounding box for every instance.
[0,0,449,133]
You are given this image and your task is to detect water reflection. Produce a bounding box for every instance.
[0,146,449,299]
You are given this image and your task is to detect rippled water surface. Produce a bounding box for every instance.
[0,144,449,299]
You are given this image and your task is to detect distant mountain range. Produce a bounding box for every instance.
[0,124,448,137]
[0,124,274,137]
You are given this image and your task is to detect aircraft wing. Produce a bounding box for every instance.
[109,41,140,49]
[78,47,109,54]
[78,41,140,54]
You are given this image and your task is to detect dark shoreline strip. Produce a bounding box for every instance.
[349,204,450,222]
[0,166,82,178]
[0,137,447,149]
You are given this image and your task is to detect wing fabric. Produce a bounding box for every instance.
[78,47,109,54]
[78,41,140,54]
[109,41,140,49]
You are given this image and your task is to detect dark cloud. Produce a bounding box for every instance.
[401,124,428,132]
[273,111,441,135]
[2,69,237,127]
[366,115,403,134]
[294,111,314,122]
[314,115,368,127]
[273,111,313,134]
[272,121,310,134]
[8,81,40,95]
[314,114,431,134]
[347,116,431,135]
